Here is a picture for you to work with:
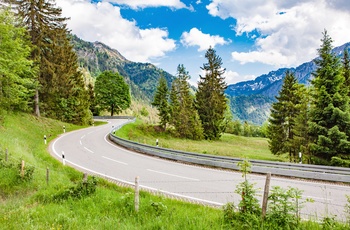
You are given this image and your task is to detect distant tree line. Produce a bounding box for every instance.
[0,1,130,124]
[267,30,350,166]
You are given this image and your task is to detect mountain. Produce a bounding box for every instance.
[225,42,350,125]
[71,35,175,102]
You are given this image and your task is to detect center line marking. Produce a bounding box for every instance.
[103,156,128,165]
[147,169,200,181]
[84,147,94,153]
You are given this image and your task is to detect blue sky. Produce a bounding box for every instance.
[56,0,350,86]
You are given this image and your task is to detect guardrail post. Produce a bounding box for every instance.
[156,139,159,147]
[62,151,65,165]
[135,176,139,212]
[262,172,271,218]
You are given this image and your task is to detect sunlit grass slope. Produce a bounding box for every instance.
[0,112,224,229]
[115,119,285,162]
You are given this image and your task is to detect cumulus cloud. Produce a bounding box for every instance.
[56,0,176,62]
[180,28,230,51]
[206,0,350,67]
[104,0,188,10]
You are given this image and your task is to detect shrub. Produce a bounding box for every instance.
[51,176,97,202]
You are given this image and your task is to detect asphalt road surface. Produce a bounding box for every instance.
[49,119,350,221]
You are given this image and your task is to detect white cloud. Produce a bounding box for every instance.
[104,0,188,10]
[207,0,350,68]
[56,0,176,63]
[180,28,230,51]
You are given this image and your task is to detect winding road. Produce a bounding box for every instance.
[49,119,350,221]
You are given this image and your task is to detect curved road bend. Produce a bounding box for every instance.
[50,119,350,221]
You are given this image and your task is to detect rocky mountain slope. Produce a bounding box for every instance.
[71,35,175,102]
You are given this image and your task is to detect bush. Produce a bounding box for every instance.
[330,156,350,167]
[51,176,98,202]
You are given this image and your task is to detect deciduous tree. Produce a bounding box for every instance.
[0,8,35,113]
[95,71,130,116]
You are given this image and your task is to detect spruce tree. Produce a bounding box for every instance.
[169,64,203,140]
[267,71,304,162]
[308,30,350,163]
[152,75,170,131]
[195,47,227,140]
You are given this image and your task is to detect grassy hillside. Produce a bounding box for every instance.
[115,120,285,162]
[0,113,223,229]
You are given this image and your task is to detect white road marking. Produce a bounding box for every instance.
[103,156,128,165]
[81,135,85,139]
[80,140,82,145]
[84,147,94,153]
[147,169,200,181]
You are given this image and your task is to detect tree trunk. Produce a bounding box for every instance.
[111,104,114,116]
[34,88,40,117]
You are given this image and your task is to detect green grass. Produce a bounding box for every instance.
[0,112,348,229]
[0,112,224,229]
[115,119,286,162]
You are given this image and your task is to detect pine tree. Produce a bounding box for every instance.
[152,75,170,131]
[195,47,227,140]
[169,64,203,140]
[308,30,350,163]
[267,71,304,162]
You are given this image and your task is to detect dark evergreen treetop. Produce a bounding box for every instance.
[343,48,350,94]
[196,47,227,140]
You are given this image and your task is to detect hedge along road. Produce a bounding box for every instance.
[49,119,350,221]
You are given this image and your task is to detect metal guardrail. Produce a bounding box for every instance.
[108,119,350,183]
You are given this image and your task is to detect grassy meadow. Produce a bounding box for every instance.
[114,119,286,162]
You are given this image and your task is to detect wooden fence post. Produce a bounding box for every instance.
[21,160,25,178]
[46,167,49,185]
[135,176,139,212]
[5,148,8,162]
[83,173,88,182]
[262,172,271,218]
